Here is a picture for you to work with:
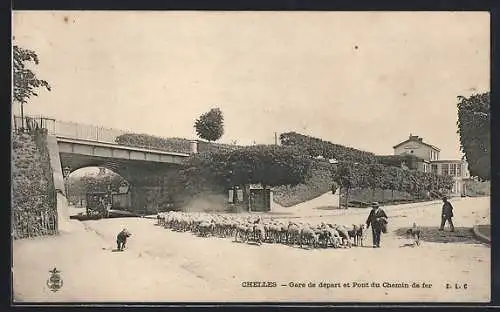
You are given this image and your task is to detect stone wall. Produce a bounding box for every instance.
[12,130,58,239]
[339,187,431,208]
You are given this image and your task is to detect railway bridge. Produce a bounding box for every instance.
[15,115,198,214]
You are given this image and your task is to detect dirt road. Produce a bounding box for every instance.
[12,196,490,303]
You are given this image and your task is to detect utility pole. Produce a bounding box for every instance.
[274,132,278,145]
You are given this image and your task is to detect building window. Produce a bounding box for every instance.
[449,164,456,176]
[441,164,449,176]
[431,164,438,174]
[456,164,461,177]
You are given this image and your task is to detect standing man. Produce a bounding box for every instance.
[366,202,388,248]
[116,228,132,251]
[439,196,455,232]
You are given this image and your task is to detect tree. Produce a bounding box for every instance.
[457,92,490,180]
[226,145,312,188]
[177,145,313,206]
[13,45,51,129]
[194,108,224,142]
[177,149,231,197]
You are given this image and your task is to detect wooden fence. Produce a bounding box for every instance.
[12,211,58,239]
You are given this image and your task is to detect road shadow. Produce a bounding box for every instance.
[314,206,343,211]
[267,212,294,216]
[353,245,374,248]
[390,214,408,219]
[399,243,418,248]
[393,226,479,244]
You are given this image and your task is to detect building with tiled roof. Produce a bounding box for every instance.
[392,134,470,196]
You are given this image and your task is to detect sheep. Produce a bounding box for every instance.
[235,222,250,242]
[155,210,365,251]
[286,221,301,246]
[198,220,214,237]
[300,226,319,249]
[333,224,352,248]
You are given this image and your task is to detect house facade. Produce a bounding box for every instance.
[392,134,470,196]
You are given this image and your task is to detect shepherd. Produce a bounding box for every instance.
[116,228,132,251]
[366,202,388,248]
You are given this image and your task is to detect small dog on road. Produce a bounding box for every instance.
[405,222,421,246]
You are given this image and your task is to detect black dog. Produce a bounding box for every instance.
[405,223,420,246]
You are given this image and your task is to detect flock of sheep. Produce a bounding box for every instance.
[156,211,367,249]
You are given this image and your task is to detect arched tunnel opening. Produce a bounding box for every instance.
[66,166,133,218]
[65,163,184,219]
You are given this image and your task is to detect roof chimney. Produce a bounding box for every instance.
[409,134,419,141]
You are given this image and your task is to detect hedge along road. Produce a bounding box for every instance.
[12,196,490,303]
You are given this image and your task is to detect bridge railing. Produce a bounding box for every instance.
[55,120,126,144]
[12,115,57,134]
[13,115,127,144]
[13,115,197,154]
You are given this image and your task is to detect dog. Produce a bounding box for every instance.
[405,222,421,246]
[348,224,366,247]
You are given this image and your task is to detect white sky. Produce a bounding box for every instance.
[12,11,490,159]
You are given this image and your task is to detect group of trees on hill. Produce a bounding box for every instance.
[177,138,456,202]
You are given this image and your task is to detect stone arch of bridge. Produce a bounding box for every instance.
[59,153,184,214]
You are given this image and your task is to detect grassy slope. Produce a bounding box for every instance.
[272,161,334,207]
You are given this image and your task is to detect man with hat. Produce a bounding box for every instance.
[366,202,388,248]
[439,196,455,232]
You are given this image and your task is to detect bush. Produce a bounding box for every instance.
[333,161,454,196]
[115,133,242,154]
[280,132,377,163]
[465,180,490,197]
[115,133,192,154]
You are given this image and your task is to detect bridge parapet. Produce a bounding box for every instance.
[15,115,128,144]
[14,115,199,154]
[55,120,126,144]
